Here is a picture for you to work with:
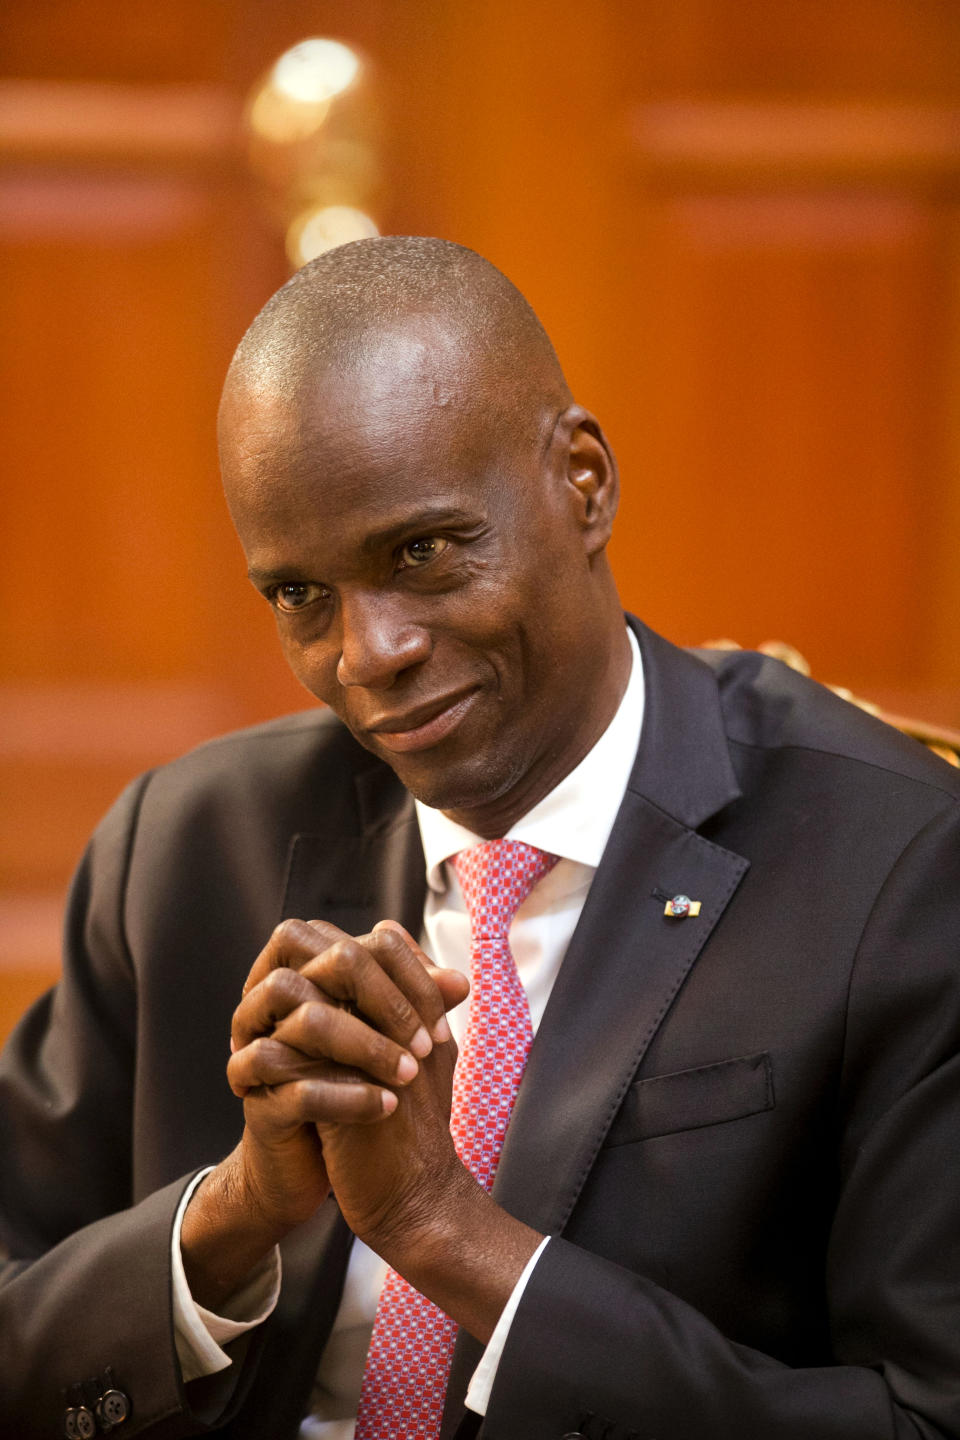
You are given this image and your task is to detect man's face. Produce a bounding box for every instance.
[221,335,620,836]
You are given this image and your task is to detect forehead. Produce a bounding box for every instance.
[222,326,525,533]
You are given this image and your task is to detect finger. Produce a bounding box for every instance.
[296,932,437,1058]
[229,1033,379,1093]
[366,922,454,1043]
[228,1035,339,1096]
[272,1001,419,1087]
[369,923,470,1042]
[426,965,470,1020]
[242,918,353,997]
[243,1074,397,1128]
[368,923,447,1040]
[369,922,446,1040]
[232,965,327,1051]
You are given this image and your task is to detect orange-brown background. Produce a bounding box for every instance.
[3,0,960,1041]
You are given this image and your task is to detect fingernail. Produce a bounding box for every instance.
[229,1036,236,1053]
[432,1015,452,1044]
[396,1052,418,1083]
[409,1025,432,1059]
[381,1089,398,1115]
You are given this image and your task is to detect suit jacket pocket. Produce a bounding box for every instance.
[604,1051,774,1147]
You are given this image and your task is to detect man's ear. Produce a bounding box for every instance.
[559,404,620,555]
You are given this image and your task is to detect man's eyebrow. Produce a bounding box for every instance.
[358,507,482,554]
[247,565,315,584]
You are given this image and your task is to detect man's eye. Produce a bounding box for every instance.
[270,582,325,612]
[398,537,448,568]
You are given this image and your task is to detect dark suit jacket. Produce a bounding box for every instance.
[2,620,959,1439]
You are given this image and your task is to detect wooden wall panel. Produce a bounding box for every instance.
[609,189,945,685]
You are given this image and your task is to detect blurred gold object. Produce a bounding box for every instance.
[286,204,379,267]
[701,639,960,767]
[243,38,382,267]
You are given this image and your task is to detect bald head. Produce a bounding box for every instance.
[221,235,572,452]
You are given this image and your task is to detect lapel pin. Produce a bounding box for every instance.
[664,894,701,919]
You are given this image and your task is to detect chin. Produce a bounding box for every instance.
[387,749,525,824]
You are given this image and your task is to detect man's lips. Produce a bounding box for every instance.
[363,690,478,754]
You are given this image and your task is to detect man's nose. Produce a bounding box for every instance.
[335,594,431,689]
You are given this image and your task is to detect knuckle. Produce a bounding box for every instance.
[262,966,292,1001]
[245,1034,271,1070]
[373,926,405,960]
[247,1034,290,1079]
[366,1027,397,1071]
[306,919,342,945]
[383,987,416,1033]
[293,1000,330,1048]
[260,969,301,1019]
[327,938,364,980]
[271,917,304,948]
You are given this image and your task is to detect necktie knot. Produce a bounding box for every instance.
[452,839,560,942]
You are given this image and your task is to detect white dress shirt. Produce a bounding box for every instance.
[173,626,645,1438]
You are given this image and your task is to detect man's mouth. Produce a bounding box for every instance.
[363,690,478,753]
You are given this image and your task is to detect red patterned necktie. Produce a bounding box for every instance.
[353,839,559,1440]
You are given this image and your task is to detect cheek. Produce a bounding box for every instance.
[278,629,340,703]
[443,604,526,690]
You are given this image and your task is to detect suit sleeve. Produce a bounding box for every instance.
[484,801,960,1440]
[0,776,260,1439]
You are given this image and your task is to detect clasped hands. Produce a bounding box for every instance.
[182,917,543,1342]
[227,917,471,1253]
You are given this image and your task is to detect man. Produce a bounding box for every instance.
[1,237,959,1440]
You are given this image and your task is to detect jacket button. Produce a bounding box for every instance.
[98,1387,132,1428]
[65,1407,96,1440]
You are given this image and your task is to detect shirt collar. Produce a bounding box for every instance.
[416,626,644,890]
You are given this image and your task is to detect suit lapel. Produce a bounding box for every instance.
[493,621,749,1233]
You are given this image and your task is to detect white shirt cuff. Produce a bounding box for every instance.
[464,1236,549,1416]
[171,1167,282,1383]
